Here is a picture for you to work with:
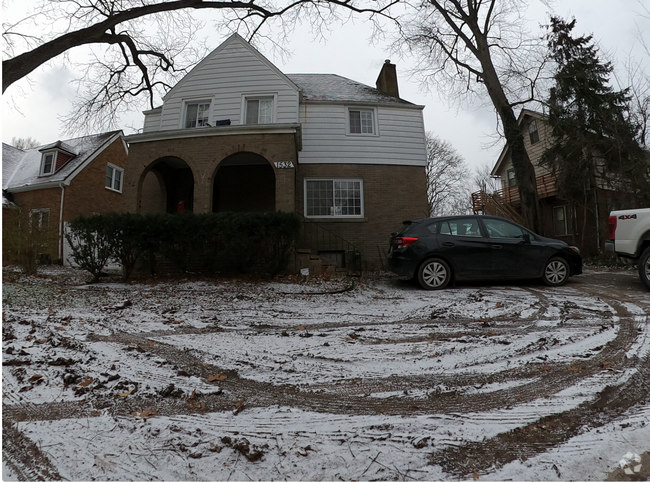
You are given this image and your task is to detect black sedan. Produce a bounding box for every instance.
[387,215,582,289]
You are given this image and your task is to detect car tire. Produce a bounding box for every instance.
[417,258,451,290]
[639,246,650,291]
[542,256,569,286]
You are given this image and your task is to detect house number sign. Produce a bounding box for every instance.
[274,161,294,169]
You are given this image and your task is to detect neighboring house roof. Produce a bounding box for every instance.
[491,109,548,176]
[3,131,123,192]
[287,74,414,105]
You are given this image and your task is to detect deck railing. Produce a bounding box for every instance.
[471,173,557,222]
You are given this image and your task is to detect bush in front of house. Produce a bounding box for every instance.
[65,212,302,280]
[65,215,115,282]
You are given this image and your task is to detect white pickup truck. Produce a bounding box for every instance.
[605,208,650,290]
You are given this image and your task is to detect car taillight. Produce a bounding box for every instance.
[608,216,617,240]
[392,236,418,247]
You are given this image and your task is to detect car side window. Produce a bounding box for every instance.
[439,218,482,237]
[426,223,438,234]
[483,219,526,239]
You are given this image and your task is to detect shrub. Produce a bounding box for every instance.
[65,215,114,282]
[64,211,302,280]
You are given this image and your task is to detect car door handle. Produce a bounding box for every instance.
[442,242,455,247]
[491,245,503,249]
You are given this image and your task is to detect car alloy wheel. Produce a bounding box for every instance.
[418,258,451,290]
[543,257,568,286]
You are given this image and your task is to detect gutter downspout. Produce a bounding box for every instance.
[59,182,66,263]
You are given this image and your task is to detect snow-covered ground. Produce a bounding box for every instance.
[2,266,649,480]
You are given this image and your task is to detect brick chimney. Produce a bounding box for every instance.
[376,60,400,98]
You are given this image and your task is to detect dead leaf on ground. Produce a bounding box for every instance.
[488,331,498,336]
[473,472,480,480]
[19,385,34,392]
[118,389,133,397]
[541,365,551,371]
[602,361,611,369]
[78,377,94,387]
[131,408,156,418]
[90,411,102,417]
[209,444,222,453]
[567,366,582,372]
[296,326,306,331]
[495,302,503,308]
[55,326,66,331]
[35,339,49,344]
[208,374,227,382]
[28,374,43,383]
[172,320,184,324]
[233,400,245,415]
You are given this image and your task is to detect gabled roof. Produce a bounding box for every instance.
[287,74,416,106]
[3,131,123,192]
[491,109,548,176]
[163,33,299,102]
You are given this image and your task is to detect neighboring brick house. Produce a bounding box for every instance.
[473,109,623,257]
[124,33,428,271]
[2,131,128,264]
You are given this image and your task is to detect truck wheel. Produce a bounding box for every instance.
[640,246,650,291]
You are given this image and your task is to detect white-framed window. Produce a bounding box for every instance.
[553,205,575,236]
[30,209,50,229]
[40,152,56,176]
[106,164,124,193]
[347,107,376,135]
[244,96,275,124]
[528,119,540,144]
[305,179,363,217]
[184,101,211,128]
[507,168,517,187]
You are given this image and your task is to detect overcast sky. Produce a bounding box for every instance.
[2,0,649,174]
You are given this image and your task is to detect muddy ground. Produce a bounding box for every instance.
[2,266,649,480]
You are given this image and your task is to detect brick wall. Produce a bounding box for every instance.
[124,133,298,214]
[297,163,428,270]
[63,137,129,222]
[6,137,128,262]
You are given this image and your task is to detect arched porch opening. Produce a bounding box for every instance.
[212,152,275,213]
[139,156,194,214]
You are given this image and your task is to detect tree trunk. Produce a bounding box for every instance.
[474,30,541,232]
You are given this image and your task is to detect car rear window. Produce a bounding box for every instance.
[394,221,416,236]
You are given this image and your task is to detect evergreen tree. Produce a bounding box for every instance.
[542,17,650,206]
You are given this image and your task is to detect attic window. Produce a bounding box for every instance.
[40,152,55,176]
[528,119,540,144]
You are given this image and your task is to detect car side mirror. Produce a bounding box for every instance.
[522,233,531,244]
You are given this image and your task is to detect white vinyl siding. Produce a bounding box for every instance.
[156,39,298,130]
[143,111,162,133]
[299,104,427,166]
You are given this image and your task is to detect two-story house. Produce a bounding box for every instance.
[123,33,429,271]
[474,109,622,257]
[2,131,128,264]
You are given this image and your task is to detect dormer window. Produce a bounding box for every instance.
[184,101,210,128]
[40,152,55,176]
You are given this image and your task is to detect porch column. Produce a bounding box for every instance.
[274,165,295,212]
[193,174,212,214]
